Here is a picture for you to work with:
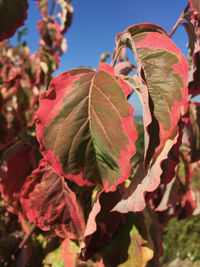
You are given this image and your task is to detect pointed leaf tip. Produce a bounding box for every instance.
[36,63,137,191]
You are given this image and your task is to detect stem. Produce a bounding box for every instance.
[168,4,189,38]
[111,45,126,67]
[5,223,36,266]
[50,0,56,16]
[18,223,36,250]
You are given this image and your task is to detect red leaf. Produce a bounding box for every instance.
[20,159,85,239]
[187,102,200,162]
[188,43,200,97]
[61,238,79,267]
[0,141,36,211]
[114,61,136,76]
[189,0,200,16]
[36,0,73,34]
[36,63,137,191]
[38,19,62,48]
[0,0,28,42]
[179,188,198,218]
[184,2,200,97]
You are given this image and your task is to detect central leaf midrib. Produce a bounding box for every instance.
[87,75,102,178]
[53,95,89,153]
[90,105,112,146]
[93,83,124,121]
[87,74,120,180]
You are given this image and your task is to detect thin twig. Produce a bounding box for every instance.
[168,4,189,38]
[5,223,37,266]
[50,0,56,16]
[18,223,36,250]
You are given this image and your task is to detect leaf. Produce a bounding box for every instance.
[36,62,137,191]
[188,44,200,97]
[44,237,104,267]
[38,19,62,47]
[87,211,155,267]
[113,127,181,213]
[189,0,200,16]
[0,141,36,211]
[57,0,73,34]
[43,244,65,267]
[184,3,200,97]
[60,238,79,267]
[36,0,73,34]
[180,102,200,162]
[36,0,49,17]
[153,176,184,212]
[110,23,188,213]
[100,53,112,63]
[0,115,13,150]
[80,189,124,261]
[187,102,200,162]
[100,213,153,267]
[20,159,85,239]
[113,23,188,167]
[179,188,198,218]
[0,0,28,41]
[181,21,196,69]
[114,61,136,76]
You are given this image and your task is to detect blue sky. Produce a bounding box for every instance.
[12,0,190,115]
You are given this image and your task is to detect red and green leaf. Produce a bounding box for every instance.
[114,23,188,167]
[36,0,73,34]
[0,0,28,42]
[38,19,62,48]
[20,159,85,239]
[109,23,188,213]
[36,62,137,191]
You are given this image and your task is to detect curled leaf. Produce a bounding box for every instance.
[114,23,188,167]
[113,127,181,213]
